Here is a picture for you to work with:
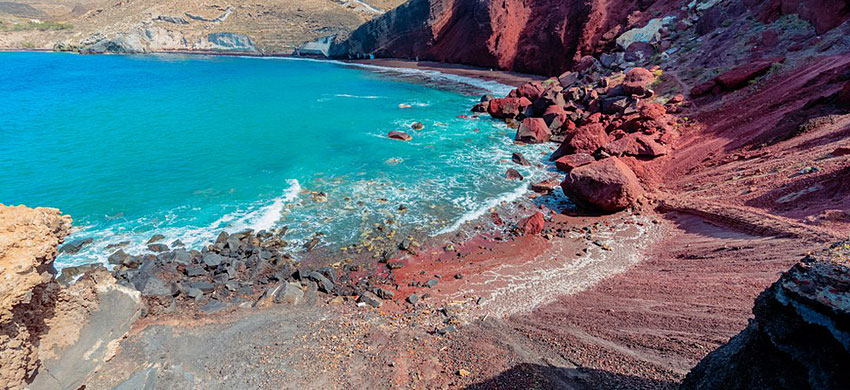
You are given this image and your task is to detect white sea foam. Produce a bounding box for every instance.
[334,93,385,99]
[251,56,513,95]
[433,183,529,236]
[231,179,301,232]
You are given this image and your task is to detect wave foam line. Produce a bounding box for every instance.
[253,56,513,95]
[232,179,301,232]
[433,183,529,236]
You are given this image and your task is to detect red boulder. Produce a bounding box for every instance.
[602,133,668,158]
[550,123,609,161]
[561,157,643,212]
[515,117,551,144]
[555,153,595,172]
[487,97,532,119]
[388,131,412,141]
[510,82,546,101]
[623,67,655,96]
[521,211,545,235]
[715,57,784,90]
[529,177,561,194]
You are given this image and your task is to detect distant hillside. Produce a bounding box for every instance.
[0,0,403,53]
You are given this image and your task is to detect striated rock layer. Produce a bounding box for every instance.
[0,205,71,389]
[681,242,850,390]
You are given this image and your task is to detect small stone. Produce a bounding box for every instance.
[189,281,215,292]
[185,265,206,277]
[505,168,524,181]
[203,253,224,268]
[387,261,404,270]
[274,282,304,305]
[147,234,165,244]
[357,291,383,308]
[147,243,169,252]
[108,249,130,265]
[511,152,531,166]
[425,279,439,288]
[307,271,334,294]
[374,287,395,300]
[437,325,456,335]
[59,237,93,254]
[407,294,419,304]
[186,287,203,299]
[458,369,471,377]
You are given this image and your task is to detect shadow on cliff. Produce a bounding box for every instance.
[464,363,678,390]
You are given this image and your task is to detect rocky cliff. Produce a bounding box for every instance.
[0,205,141,390]
[332,0,849,75]
[0,205,71,389]
[681,242,850,390]
[332,0,683,75]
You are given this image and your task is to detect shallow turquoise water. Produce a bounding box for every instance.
[0,52,552,267]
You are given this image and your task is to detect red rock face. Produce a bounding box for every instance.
[331,0,681,75]
[746,0,850,34]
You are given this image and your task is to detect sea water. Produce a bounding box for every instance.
[0,52,556,268]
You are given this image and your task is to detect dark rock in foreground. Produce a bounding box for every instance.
[682,242,850,390]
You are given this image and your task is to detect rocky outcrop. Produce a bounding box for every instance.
[60,29,259,54]
[682,242,850,390]
[0,205,71,389]
[0,205,142,390]
[330,0,682,75]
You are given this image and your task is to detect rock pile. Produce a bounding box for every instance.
[481,65,677,212]
[682,241,850,390]
[109,227,413,315]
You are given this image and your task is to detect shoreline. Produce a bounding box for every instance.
[0,49,545,88]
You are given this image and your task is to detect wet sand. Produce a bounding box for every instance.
[345,58,548,87]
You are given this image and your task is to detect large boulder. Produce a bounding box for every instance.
[515,117,551,143]
[602,133,668,158]
[561,157,643,212]
[622,67,655,96]
[509,82,546,101]
[715,58,782,90]
[487,97,532,119]
[550,123,609,161]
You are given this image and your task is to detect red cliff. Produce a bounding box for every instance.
[330,0,680,75]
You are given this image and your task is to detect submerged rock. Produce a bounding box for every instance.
[387,131,412,141]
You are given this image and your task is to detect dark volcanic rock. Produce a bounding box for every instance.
[59,237,92,254]
[511,152,531,166]
[681,242,850,390]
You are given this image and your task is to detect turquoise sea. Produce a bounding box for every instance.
[0,52,554,268]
